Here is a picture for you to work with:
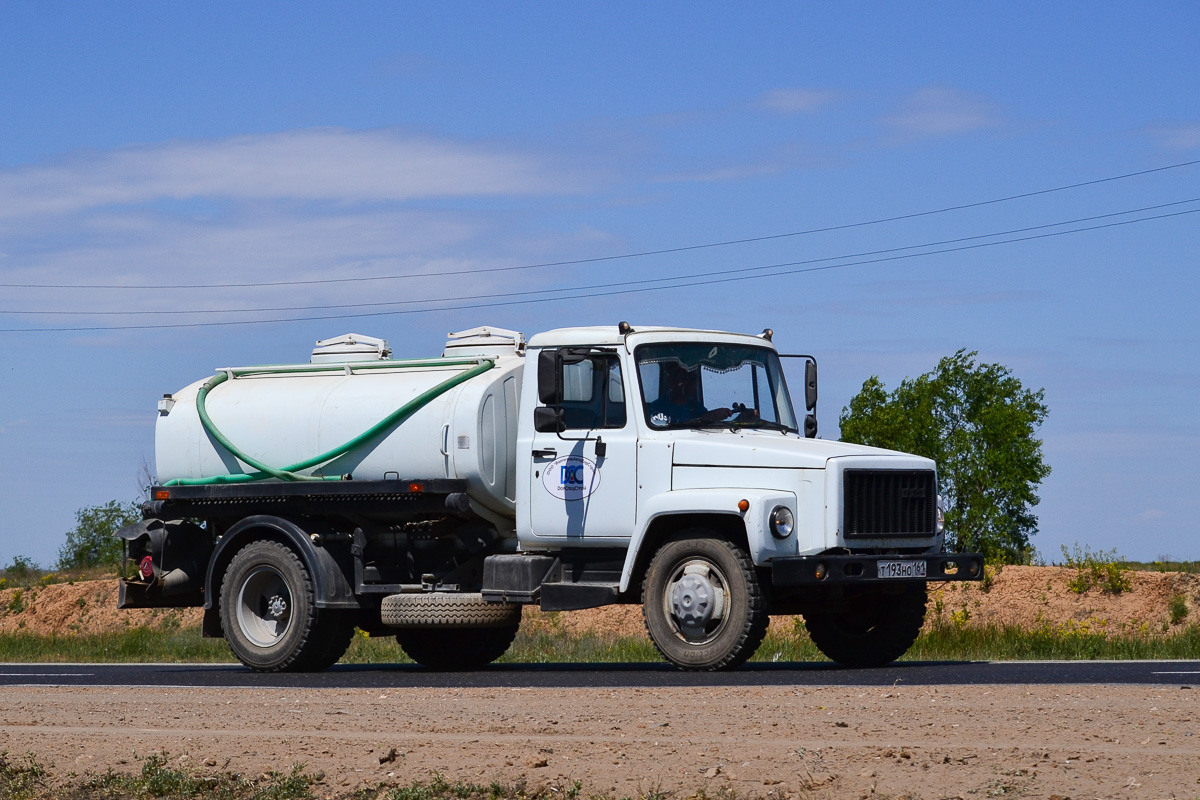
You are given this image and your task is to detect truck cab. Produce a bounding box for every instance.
[500,324,976,669]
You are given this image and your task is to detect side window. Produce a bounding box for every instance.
[562,359,595,403]
[556,355,627,429]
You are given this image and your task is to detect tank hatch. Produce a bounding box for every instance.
[311,333,391,364]
[442,326,525,358]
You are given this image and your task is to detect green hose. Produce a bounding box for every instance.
[164,358,495,486]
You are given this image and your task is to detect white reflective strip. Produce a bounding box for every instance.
[0,672,96,677]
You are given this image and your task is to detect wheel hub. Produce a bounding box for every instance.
[267,595,288,619]
[671,573,715,628]
[668,562,725,641]
[236,565,294,649]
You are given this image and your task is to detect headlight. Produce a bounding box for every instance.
[936,495,945,535]
[769,505,794,539]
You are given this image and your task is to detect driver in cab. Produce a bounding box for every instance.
[646,361,706,427]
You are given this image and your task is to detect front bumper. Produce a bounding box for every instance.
[771,553,984,587]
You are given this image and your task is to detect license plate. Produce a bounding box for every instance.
[877,559,927,579]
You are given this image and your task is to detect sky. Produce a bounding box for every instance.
[0,3,1197,567]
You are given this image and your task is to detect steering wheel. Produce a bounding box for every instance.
[731,402,760,422]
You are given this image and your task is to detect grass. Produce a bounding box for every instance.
[1,621,1197,665]
[1126,559,1200,574]
[908,621,1200,660]
[1,750,321,800]
[0,752,680,800]
[0,627,234,663]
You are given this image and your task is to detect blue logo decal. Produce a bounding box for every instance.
[542,455,600,500]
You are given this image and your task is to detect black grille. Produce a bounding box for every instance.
[843,469,937,537]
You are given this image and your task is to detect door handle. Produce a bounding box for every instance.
[532,448,557,459]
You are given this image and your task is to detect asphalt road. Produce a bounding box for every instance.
[1,660,1198,689]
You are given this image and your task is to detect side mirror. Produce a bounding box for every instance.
[804,414,818,439]
[805,359,818,412]
[533,406,565,433]
[538,350,563,405]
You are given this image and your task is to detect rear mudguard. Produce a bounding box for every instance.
[202,515,359,637]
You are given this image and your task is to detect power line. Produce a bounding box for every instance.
[6,197,1196,317]
[3,205,1194,333]
[2,158,1197,291]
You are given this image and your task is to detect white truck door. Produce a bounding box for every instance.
[527,353,637,543]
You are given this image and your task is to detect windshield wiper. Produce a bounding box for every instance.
[674,418,739,430]
[672,408,796,433]
[733,419,796,433]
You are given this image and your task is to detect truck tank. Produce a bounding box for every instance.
[154,328,525,519]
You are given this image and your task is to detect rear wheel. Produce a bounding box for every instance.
[220,541,338,672]
[299,611,357,671]
[396,621,521,670]
[804,584,927,667]
[642,533,768,671]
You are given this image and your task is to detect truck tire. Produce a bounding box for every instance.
[804,584,927,668]
[381,592,521,628]
[642,533,769,671]
[297,611,357,671]
[395,621,521,670]
[220,540,334,672]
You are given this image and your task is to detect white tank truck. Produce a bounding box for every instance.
[120,324,984,672]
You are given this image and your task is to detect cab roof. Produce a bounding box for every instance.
[527,325,774,349]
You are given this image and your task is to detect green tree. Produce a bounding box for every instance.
[57,500,141,570]
[839,349,1050,564]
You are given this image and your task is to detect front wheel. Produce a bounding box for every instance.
[642,534,769,671]
[804,584,927,667]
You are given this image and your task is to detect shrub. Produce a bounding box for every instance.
[6,590,25,615]
[1169,594,1189,626]
[1060,542,1131,594]
[2,556,36,582]
[57,500,140,570]
[979,564,1001,593]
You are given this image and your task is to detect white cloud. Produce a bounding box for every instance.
[880,87,1000,139]
[759,88,837,114]
[1149,122,1200,151]
[0,128,569,222]
[0,128,604,327]
[4,208,474,292]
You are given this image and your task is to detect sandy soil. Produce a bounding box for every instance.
[2,566,1197,641]
[2,683,1198,798]
[2,569,1199,796]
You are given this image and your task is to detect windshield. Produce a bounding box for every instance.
[635,343,798,431]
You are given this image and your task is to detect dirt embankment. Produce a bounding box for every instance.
[2,565,1196,639]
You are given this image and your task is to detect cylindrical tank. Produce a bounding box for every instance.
[155,354,524,519]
